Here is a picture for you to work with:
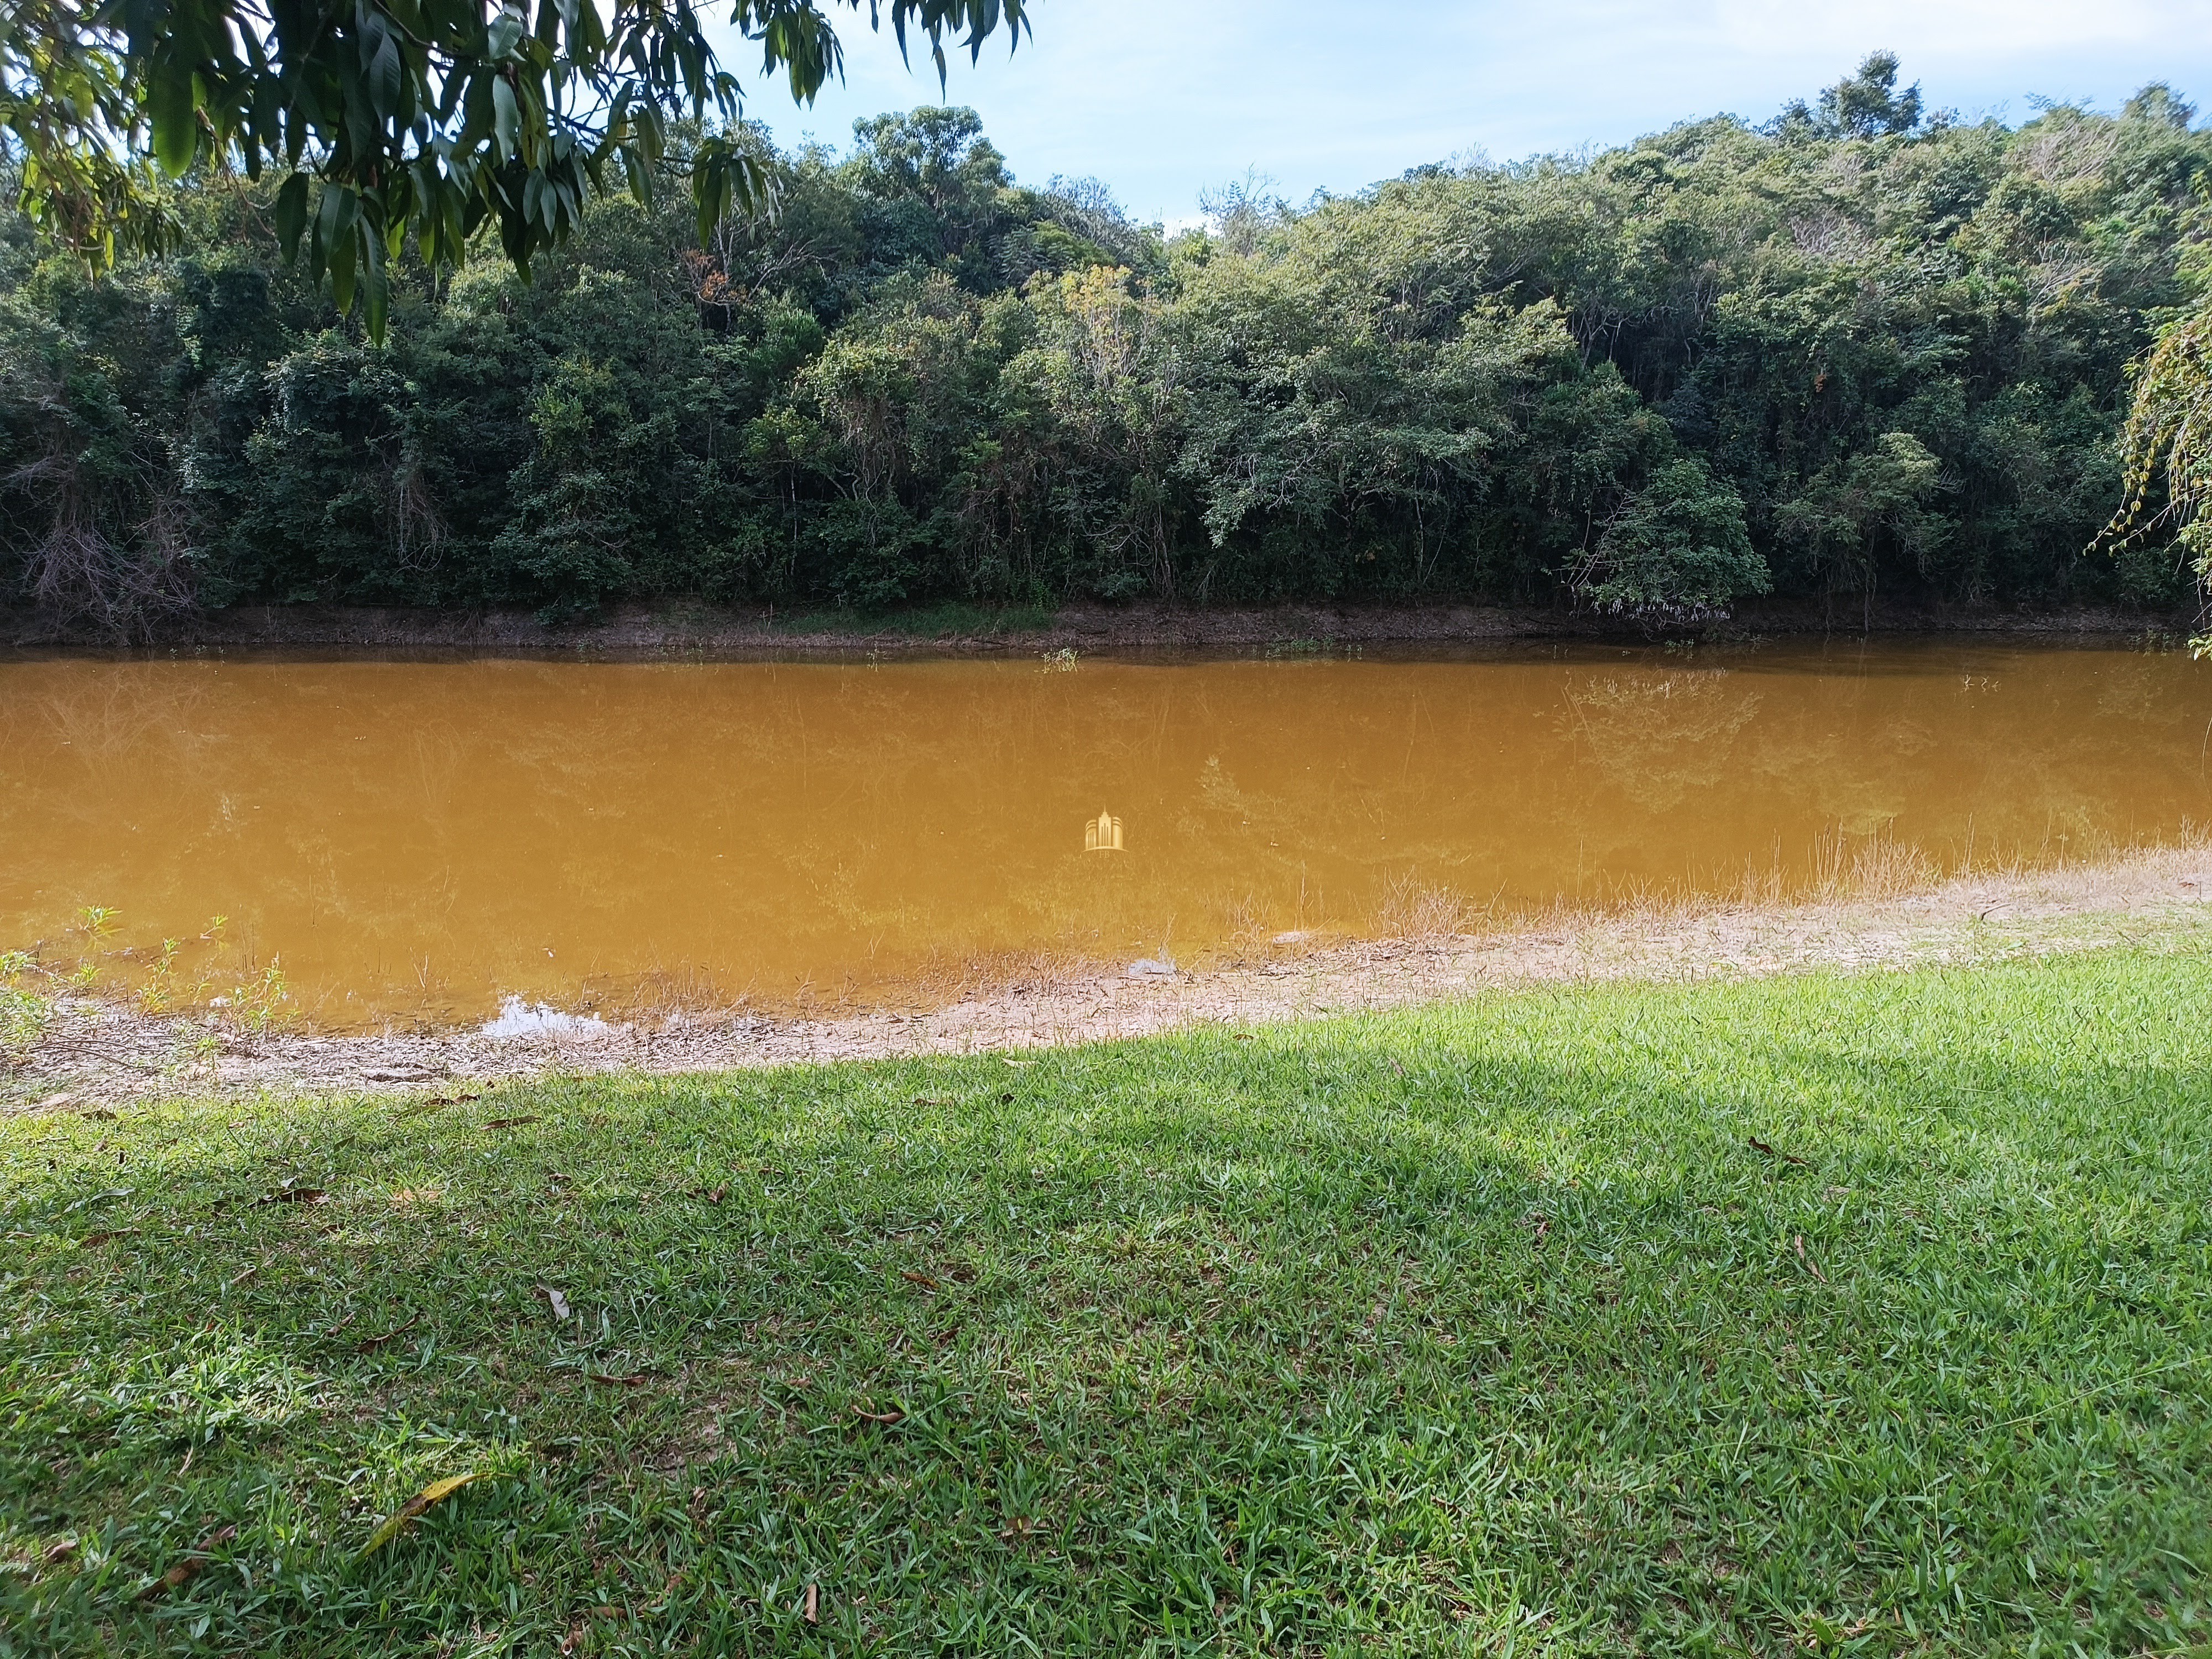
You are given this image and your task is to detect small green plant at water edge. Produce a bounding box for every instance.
[217,957,295,1035]
[137,916,238,1018]
[8,909,293,1034]
[0,950,53,1069]
[0,911,120,1070]
[136,937,185,1015]
[75,905,117,952]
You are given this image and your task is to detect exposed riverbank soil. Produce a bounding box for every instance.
[2,597,2194,655]
[8,846,2206,1107]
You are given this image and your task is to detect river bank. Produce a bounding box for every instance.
[2,596,2195,655]
[8,843,2206,1108]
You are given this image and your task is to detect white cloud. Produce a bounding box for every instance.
[1704,0,2188,54]
[733,0,2212,220]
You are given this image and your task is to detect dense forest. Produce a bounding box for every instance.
[3,55,2209,632]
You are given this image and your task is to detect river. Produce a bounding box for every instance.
[2,638,2205,1029]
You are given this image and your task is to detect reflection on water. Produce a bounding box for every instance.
[0,639,2205,1029]
[479,995,613,1040]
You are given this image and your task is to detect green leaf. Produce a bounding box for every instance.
[441,186,466,268]
[321,187,361,310]
[147,63,197,176]
[330,228,358,315]
[361,239,390,342]
[274,173,310,263]
[459,72,494,148]
[492,75,519,158]
[366,29,403,122]
[314,181,357,281]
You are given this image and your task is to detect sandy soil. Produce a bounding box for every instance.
[7,846,2208,1110]
[3,597,2188,655]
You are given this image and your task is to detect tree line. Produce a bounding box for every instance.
[3,55,2208,632]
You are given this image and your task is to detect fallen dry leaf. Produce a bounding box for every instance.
[1749,1137,1809,1166]
[1000,1057,1036,1068]
[139,1525,236,1598]
[999,1092,1015,1104]
[589,1370,652,1386]
[852,1406,905,1426]
[356,1314,421,1353]
[254,1183,327,1207]
[399,1091,481,1116]
[43,1538,78,1566]
[899,1270,940,1291]
[79,1228,140,1248]
[538,1285,572,1321]
[1794,1234,1827,1281]
[358,1473,484,1558]
[804,1583,820,1624]
[483,1116,541,1130]
[79,1107,117,1121]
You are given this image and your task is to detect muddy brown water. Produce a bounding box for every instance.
[2,639,2206,1030]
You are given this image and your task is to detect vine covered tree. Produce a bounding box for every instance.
[2093,87,2212,640]
[2100,312,2212,637]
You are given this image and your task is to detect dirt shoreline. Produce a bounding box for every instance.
[8,847,2207,1108]
[2,597,2193,655]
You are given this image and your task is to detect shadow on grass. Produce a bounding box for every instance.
[4,951,2210,1656]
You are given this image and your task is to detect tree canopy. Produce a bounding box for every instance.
[2,61,2208,634]
[0,0,1028,333]
[1778,51,1924,140]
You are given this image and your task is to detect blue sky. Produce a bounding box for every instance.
[730,0,2212,224]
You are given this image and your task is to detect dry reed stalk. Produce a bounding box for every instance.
[1370,871,1473,941]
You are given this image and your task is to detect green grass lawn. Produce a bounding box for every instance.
[6,951,2212,1657]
